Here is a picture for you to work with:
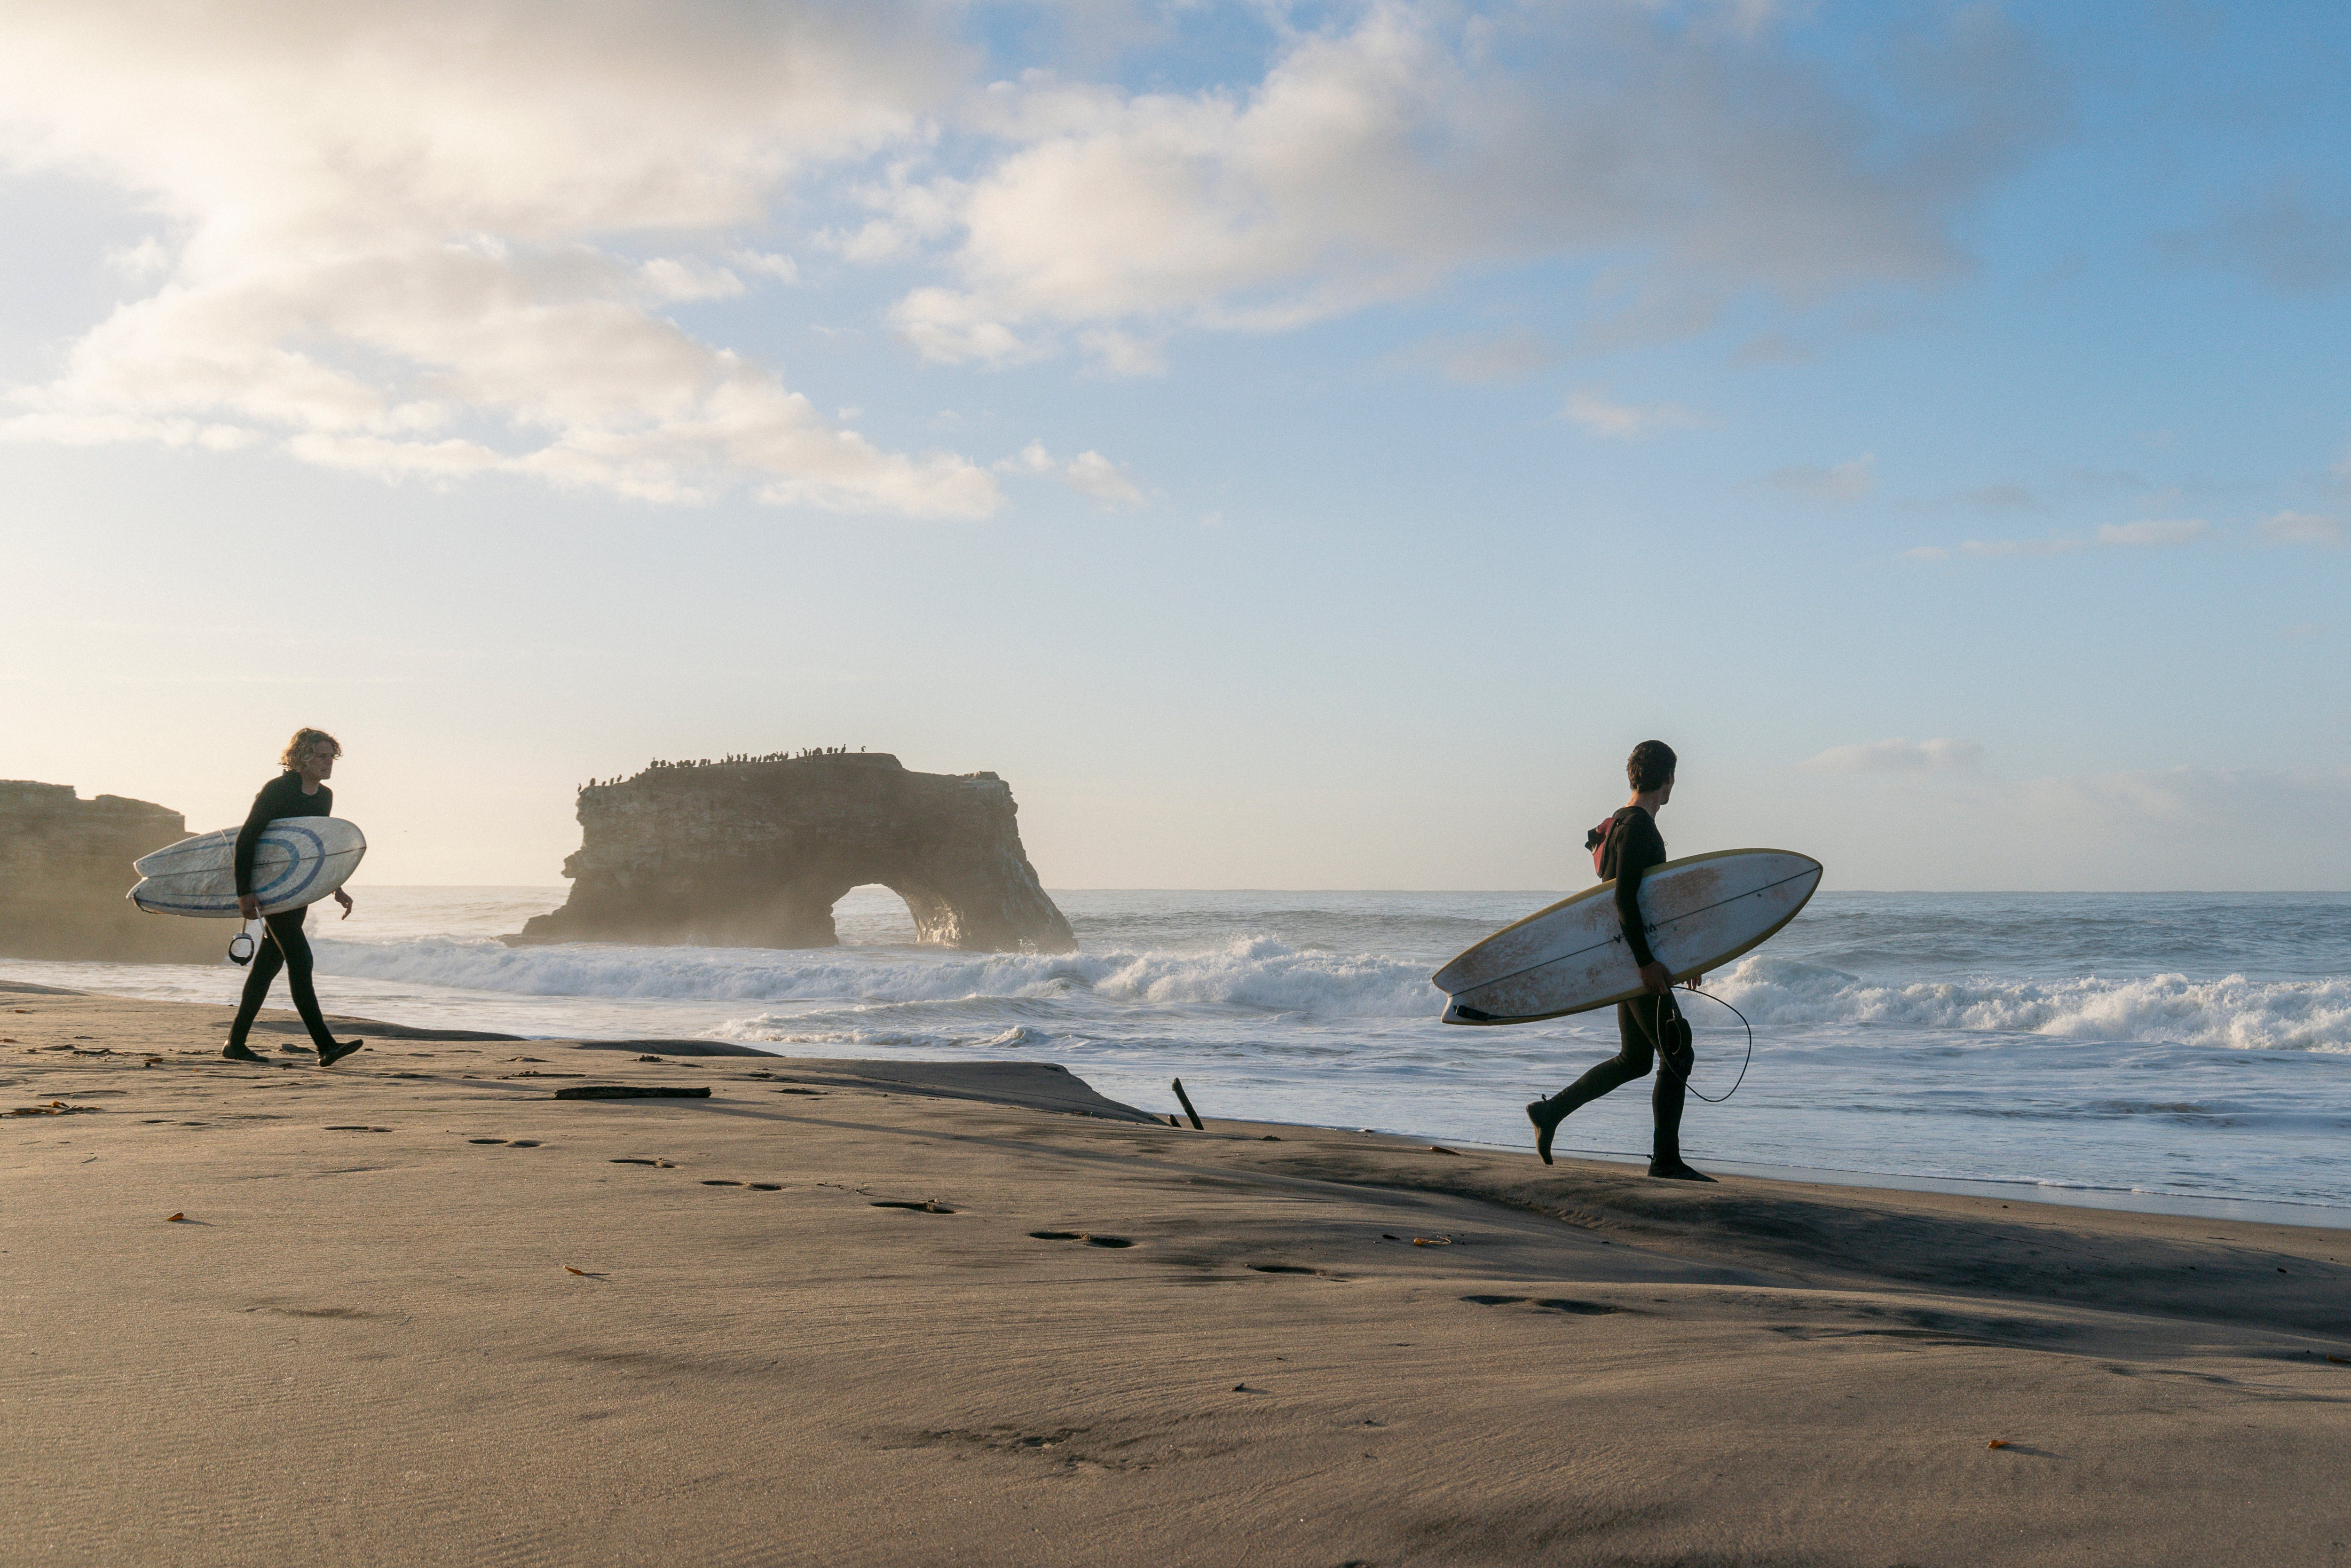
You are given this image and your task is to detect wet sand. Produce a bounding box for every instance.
[6,981,2349,1566]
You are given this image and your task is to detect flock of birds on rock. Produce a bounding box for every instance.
[582,747,869,790]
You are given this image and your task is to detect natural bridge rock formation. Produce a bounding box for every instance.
[0,781,221,963]
[516,753,1076,953]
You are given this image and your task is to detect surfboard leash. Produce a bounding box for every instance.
[1662,988,1752,1104]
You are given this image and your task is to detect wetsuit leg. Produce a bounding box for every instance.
[1647,994,1694,1165]
[265,906,337,1051]
[228,907,335,1051]
[1542,1001,1659,1115]
[227,923,288,1050]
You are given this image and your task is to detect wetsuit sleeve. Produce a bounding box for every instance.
[233,777,287,897]
[1612,813,1666,970]
[1615,859,1655,969]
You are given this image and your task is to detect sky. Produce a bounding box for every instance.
[2,0,2346,892]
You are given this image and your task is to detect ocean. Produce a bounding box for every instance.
[9,887,2348,1226]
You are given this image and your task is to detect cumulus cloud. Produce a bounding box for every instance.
[1908,518,2211,561]
[1563,389,1701,439]
[1802,738,1983,775]
[884,2,2058,368]
[993,439,1144,507]
[1063,449,1144,508]
[0,0,999,517]
[1772,453,1875,501]
[2260,511,2344,547]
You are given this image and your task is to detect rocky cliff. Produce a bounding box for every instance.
[516,753,1076,953]
[0,781,222,963]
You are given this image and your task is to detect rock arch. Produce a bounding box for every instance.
[514,753,1075,954]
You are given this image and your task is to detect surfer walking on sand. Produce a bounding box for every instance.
[222,728,363,1067]
[1524,740,1714,1182]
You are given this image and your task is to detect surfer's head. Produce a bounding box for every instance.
[282,727,342,780]
[1626,740,1676,798]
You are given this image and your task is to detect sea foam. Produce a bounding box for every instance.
[310,934,1442,1018]
[1712,956,2351,1052]
[308,935,2350,1053]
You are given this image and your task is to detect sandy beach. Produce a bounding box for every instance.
[7,978,2348,1567]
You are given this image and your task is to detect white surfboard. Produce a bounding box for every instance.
[1433,848,1822,1025]
[127,818,367,918]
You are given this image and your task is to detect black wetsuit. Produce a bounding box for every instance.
[1535,805,1696,1164]
[226,772,337,1053]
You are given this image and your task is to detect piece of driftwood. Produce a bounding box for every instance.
[552,1085,713,1100]
[1171,1078,1204,1131]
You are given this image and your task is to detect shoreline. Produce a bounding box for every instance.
[1457,1136,2351,1231]
[8,985,2350,1564]
[13,963,2344,1231]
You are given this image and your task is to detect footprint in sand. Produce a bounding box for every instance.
[1248,1263,1319,1275]
[1028,1230,1136,1248]
[608,1157,677,1167]
[871,1200,957,1213]
[323,1125,393,1133]
[702,1179,745,1186]
[746,1182,782,1191]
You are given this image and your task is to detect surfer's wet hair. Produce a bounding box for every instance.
[281,728,342,769]
[1626,740,1676,793]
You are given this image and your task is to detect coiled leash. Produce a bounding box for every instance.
[1656,987,1753,1104]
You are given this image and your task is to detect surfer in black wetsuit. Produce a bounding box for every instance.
[1524,740,1714,1181]
[223,729,363,1066]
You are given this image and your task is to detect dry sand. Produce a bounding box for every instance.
[5,979,2349,1567]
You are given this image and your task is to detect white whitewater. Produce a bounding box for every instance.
[12,886,2349,1221]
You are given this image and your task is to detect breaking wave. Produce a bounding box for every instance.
[308,935,2351,1051]
[1711,957,2351,1053]
[311,934,1444,1018]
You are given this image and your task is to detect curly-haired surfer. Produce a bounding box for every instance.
[1524,740,1713,1182]
[221,728,363,1067]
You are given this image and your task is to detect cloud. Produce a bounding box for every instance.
[103,236,171,280]
[1772,452,1875,501]
[724,249,800,284]
[884,2,2059,368]
[2260,511,2344,547]
[1961,482,2034,508]
[994,440,1143,507]
[1563,389,1701,439]
[2095,518,2209,548]
[2161,181,2351,294]
[1907,517,2211,561]
[1063,449,1144,508]
[1802,737,1983,775]
[0,1,999,517]
[1409,329,1558,384]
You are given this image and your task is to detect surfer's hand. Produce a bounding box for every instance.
[333,889,354,919]
[237,894,260,921]
[1683,975,1704,991]
[1639,961,1671,994]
